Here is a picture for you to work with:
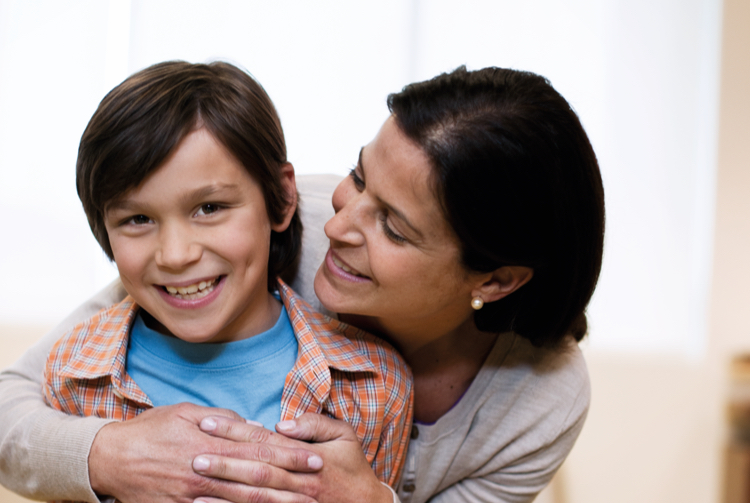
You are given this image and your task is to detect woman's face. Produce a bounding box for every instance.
[313,116,489,351]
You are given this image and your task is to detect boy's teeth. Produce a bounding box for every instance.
[164,277,218,299]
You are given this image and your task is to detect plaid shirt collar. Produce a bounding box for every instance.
[58,278,377,405]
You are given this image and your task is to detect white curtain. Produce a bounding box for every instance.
[0,0,722,357]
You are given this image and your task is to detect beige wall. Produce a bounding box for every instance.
[710,0,750,359]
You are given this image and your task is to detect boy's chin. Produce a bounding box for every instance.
[141,310,217,342]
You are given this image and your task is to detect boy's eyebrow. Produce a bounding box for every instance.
[179,183,241,205]
[106,183,242,213]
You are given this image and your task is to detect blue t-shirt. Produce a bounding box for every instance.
[125,305,298,430]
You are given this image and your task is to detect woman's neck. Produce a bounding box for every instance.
[339,313,498,423]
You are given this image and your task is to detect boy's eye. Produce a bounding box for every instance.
[195,203,221,216]
[127,215,152,225]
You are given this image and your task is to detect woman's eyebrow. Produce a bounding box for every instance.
[384,199,423,239]
[357,147,365,178]
[360,147,423,239]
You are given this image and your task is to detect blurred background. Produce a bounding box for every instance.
[0,0,748,501]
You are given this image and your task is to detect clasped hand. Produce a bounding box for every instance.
[88,403,392,503]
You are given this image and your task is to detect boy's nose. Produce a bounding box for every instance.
[155,227,202,270]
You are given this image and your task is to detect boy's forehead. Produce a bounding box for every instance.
[102,129,262,216]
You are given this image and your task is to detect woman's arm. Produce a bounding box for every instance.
[0,280,126,501]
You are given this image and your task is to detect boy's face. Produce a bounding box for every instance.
[104,128,295,343]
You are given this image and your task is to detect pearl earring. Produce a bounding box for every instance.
[471,296,484,310]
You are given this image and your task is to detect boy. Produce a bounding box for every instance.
[42,61,412,495]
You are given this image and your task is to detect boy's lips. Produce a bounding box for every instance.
[325,249,371,283]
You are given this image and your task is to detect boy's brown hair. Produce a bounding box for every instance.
[76,61,301,289]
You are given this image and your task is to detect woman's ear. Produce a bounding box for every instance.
[271,162,298,232]
[472,266,534,304]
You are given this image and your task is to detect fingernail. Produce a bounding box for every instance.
[276,420,296,431]
[200,417,217,432]
[245,419,263,427]
[193,456,210,472]
[308,455,323,470]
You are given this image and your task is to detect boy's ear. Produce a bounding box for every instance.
[471,266,534,305]
[271,162,298,232]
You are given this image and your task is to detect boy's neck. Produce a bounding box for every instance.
[140,293,283,343]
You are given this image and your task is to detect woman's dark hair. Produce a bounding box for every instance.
[388,66,605,347]
[77,60,301,290]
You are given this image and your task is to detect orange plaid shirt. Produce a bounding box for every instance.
[44,279,413,489]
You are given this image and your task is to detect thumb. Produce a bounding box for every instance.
[275,412,358,443]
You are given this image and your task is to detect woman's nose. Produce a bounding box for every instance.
[155,224,202,271]
[324,183,366,246]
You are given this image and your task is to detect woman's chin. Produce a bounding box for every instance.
[313,266,345,312]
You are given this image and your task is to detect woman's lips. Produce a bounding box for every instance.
[325,249,371,283]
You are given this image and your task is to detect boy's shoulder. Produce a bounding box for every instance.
[278,280,413,485]
[46,297,138,377]
[279,280,411,377]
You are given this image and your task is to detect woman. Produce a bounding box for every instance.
[0,66,603,503]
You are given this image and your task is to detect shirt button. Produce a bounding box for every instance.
[402,482,416,492]
[411,425,419,439]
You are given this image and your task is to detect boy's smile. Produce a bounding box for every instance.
[104,128,295,343]
[163,276,220,300]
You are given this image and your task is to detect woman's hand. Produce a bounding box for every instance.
[88,403,325,503]
[193,413,394,503]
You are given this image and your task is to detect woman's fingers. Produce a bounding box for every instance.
[89,403,266,503]
[194,488,317,503]
[199,417,323,472]
[196,414,393,503]
[193,456,321,501]
[275,413,359,443]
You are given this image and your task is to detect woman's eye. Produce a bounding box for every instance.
[349,167,365,191]
[380,213,406,244]
[127,215,152,225]
[195,204,221,216]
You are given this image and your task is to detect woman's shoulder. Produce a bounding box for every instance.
[475,333,590,440]
[297,173,343,201]
[488,333,589,403]
[495,334,589,389]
